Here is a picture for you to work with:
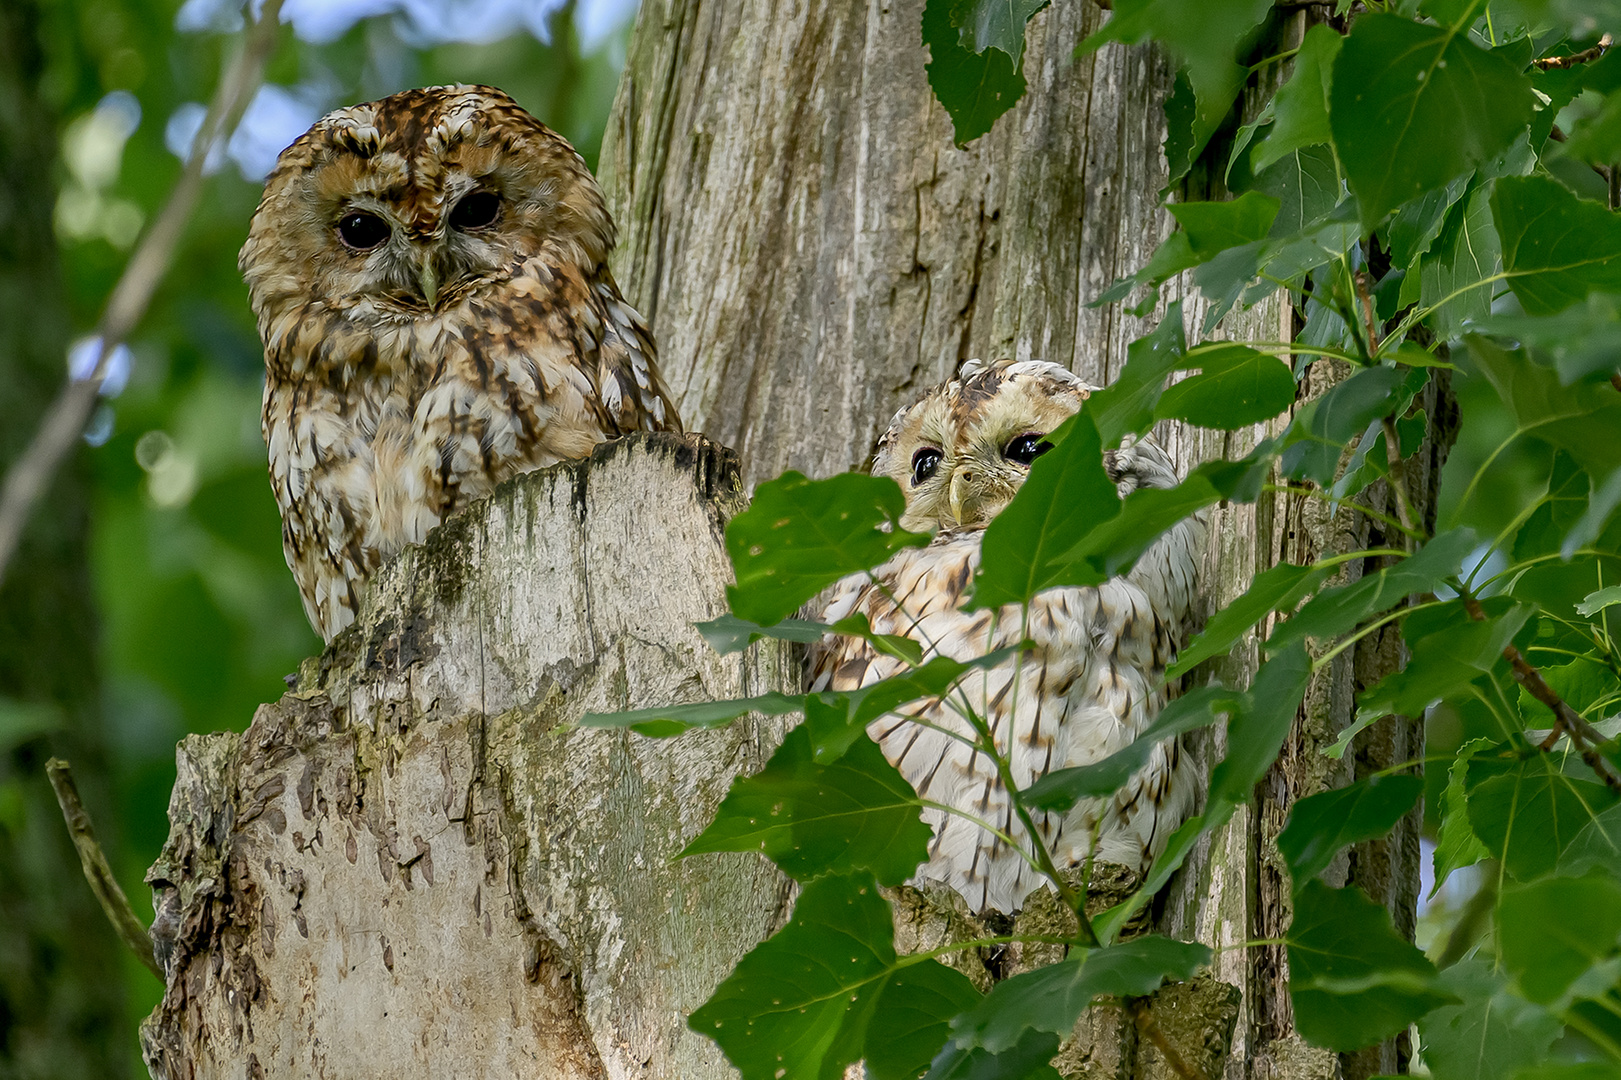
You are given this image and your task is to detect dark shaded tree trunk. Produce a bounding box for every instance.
[0,2,130,1077]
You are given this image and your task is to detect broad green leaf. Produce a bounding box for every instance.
[1353,603,1533,727]
[1496,174,1621,314]
[1467,754,1620,880]
[1022,685,1240,812]
[830,613,928,667]
[1483,293,1621,385]
[580,692,805,737]
[1420,181,1502,341]
[726,471,930,627]
[1575,580,1614,612]
[1268,530,1478,653]
[1287,879,1453,1051]
[866,960,982,1080]
[1499,874,1621,1004]
[1278,774,1424,888]
[970,411,1118,609]
[1280,366,1407,485]
[1161,69,1217,190]
[695,614,830,655]
[955,0,1049,62]
[1170,562,1331,677]
[923,0,1027,145]
[683,728,931,885]
[1085,304,1187,443]
[946,936,1211,1053]
[1330,13,1533,226]
[1419,958,1562,1080]
[1079,0,1274,175]
[1463,335,1621,482]
[1209,643,1314,808]
[1432,737,1495,892]
[1387,171,1473,267]
[689,872,896,1080]
[1509,1063,1621,1080]
[1516,656,1618,728]
[1154,345,1295,430]
[1167,192,1282,258]
[1092,232,1200,306]
[1251,145,1342,237]
[1560,801,1621,879]
[1252,25,1341,173]
[923,1029,1062,1080]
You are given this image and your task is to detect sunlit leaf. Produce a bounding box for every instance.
[1287,879,1453,1051]
[726,471,930,627]
[1154,344,1295,430]
[955,0,1049,62]
[923,0,1028,144]
[1167,192,1281,258]
[1278,774,1424,888]
[1330,13,1533,225]
[867,960,982,1080]
[683,728,931,885]
[1516,656,1618,728]
[1432,737,1495,893]
[1467,754,1620,881]
[1252,25,1340,173]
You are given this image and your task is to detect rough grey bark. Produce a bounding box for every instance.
[140,435,796,1079]
[142,1,1437,1077]
[0,2,130,1076]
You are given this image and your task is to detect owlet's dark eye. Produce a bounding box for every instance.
[449,190,501,231]
[911,447,943,487]
[336,210,390,251]
[1005,433,1052,466]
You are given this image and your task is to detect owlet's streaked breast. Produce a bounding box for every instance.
[242,84,680,641]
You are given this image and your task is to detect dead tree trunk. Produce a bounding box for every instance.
[141,2,1432,1078]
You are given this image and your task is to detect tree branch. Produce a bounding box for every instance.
[0,0,284,587]
[45,758,163,979]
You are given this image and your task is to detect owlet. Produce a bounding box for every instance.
[242,85,680,640]
[811,359,1206,914]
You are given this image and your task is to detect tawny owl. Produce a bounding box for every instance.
[810,358,1206,915]
[242,85,680,640]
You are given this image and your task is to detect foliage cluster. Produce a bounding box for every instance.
[591,1,1621,1076]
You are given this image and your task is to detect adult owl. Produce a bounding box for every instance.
[242,85,680,640]
[811,358,1206,915]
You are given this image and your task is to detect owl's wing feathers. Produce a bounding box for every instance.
[592,276,682,434]
[810,434,1206,915]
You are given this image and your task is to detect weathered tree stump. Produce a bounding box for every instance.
[139,433,797,1080]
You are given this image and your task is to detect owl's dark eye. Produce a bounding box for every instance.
[911,447,943,487]
[336,210,390,251]
[1005,433,1052,466]
[449,190,501,231]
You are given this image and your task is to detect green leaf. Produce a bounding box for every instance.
[1575,580,1621,612]
[1330,13,1534,226]
[829,613,927,667]
[1277,774,1424,889]
[726,471,930,627]
[1209,643,1314,808]
[923,1030,1062,1080]
[1496,173,1621,315]
[1499,874,1621,1004]
[1085,304,1187,443]
[1287,879,1453,1051]
[1419,180,1503,341]
[1462,334,1621,482]
[1268,530,1478,653]
[866,960,982,1080]
[1418,958,1562,1080]
[1432,737,1495,892]
[1560,801,1621,879]
[1353,603,1533,727]
[1252,25,1341,173]
[683,728,932,885]
[946,936,1211,1053]
[1251,145,1343,238]
[1387,172,1473,268]
[955,0,1050,62]
[970,411,1118,609]
[1154,344,1295,430]
[689,872,896,1080]
[1023,686,1240,812]
[1280,366,1407,485]
[695,614,831,655]
[1169,562,1331,677]
[1168,192,1282,258]
[1516,656,1619,728]
[1482,292,1621,385]
[580,692,805,737]
[1559,88,1621,165]
[923,0,1028,145]
[1467,754,1620,880]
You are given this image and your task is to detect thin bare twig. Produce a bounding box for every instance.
[1381,416,1418,543]
[0,0,284,587]
[1532,34,1611,70]
[45,758,163,979]
[1462,595,1621,793]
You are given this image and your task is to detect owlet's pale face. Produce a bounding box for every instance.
[242,85,681,641]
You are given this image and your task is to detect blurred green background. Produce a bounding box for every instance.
[0,2,634,1075]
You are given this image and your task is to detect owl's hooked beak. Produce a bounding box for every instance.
[418,263,440,309]
[949,464,986,527]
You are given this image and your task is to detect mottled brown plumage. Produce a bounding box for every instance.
[812,359,1205,914]
[243,85,680,640]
